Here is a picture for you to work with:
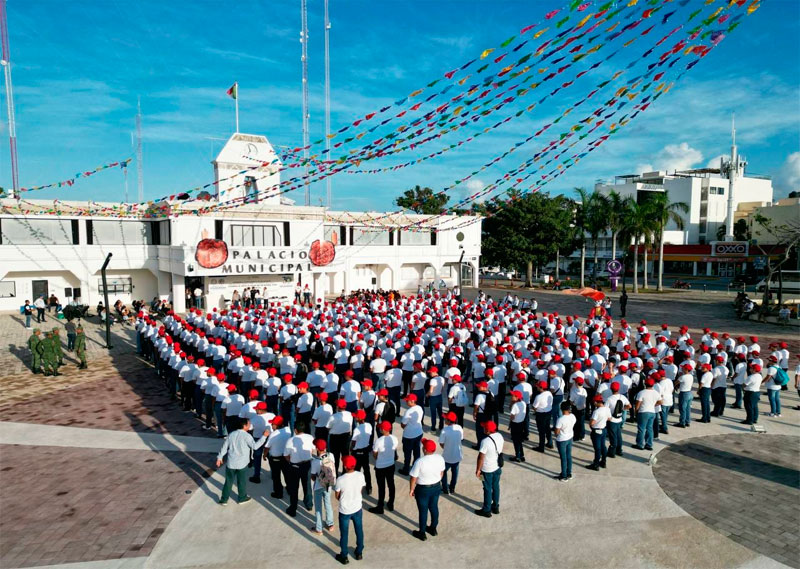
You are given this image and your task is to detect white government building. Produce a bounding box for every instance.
[0,133,482,313]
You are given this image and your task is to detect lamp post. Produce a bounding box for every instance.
[100,253,113,349]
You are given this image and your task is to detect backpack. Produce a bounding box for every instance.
[381,400,397,424]
[772,366,790,387]
[612,398,624,419]
[318,453,337,489]
[453,384,469,407]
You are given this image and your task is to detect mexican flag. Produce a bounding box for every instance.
[226,82,238,100]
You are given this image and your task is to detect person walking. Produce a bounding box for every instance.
[474,420,503,517]
[334,455,366,565]
[215,418,267,505]
[369,421,397,514]
[74,325,88,369]
[554,401,576,481]
[409,438,445,541]
[309,439,336,534]
[438,412,463,494]
[587,395,610,470]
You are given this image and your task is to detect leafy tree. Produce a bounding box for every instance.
[749,213,800,312]
[605,190,628,261]
[481,191,577,287]
[646,192,689,291]
[619,199,658,293]
[573,188,609,284]
[395,185,449,214]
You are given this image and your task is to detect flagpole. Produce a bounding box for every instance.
[235,82,239,133]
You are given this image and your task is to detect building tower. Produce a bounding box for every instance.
[0,0,19,198]
[721,114,746,241]
[300,0,310,206]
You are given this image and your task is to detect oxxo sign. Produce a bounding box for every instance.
[711,241,749,257]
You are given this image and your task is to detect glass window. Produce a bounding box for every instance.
[1,218,73,245]
[400,230,432,246]
[351,227,391,246]
[228,224,280,247]
[98,277,132,294]
[0,280,16,297]
[91,221,149,245]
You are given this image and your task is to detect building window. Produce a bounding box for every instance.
[0,280,16,297]
[399,230,433,246]
[91,221,150,245]
[350,228,391,246]
[0,218,74,245]
[229,224,281,247]
[98,277,133,294]
[245,176,259,203]
[709,186,726,195]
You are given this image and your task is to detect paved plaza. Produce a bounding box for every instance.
[0,289,798,569]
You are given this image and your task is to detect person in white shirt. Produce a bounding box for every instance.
[369,421,398,514]
[743,364,764,425]
[284,424,315,517]
[475,420,503,517]
[312,392,333,442]
[710,356,729,418]
[438,412,463,494]
[568,377,587,442]
[657,374,674,435]
[249,402,273,484]
[605,382,631,458]
[554,401,576,481]
[675,364,695,428]
[328,400,354,474]
[447,375,469,427]
[350,410,373,495]
[532,381,553,453]
[399,394,424,475]
[334,455,365,564]
[309,439,335,534]
[634,378,662,450]
[587,395,611,470]
[265,416,291,499]
[409,437,445,541]
[764,355,783,417]
[697,363,714,423]
[427,370,446,433]
[508,390,527,462]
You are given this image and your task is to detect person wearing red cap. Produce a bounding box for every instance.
[508,390,527,463]
[427,369,446,433]
[384,361,403,412]
[532,382,553,453]
[370,420,398,514]
[249,402,273,484]
[335,342,351,377]
[587,395,611,471]
[634,379,662,450]
[472,381,495,449]
[312,392,333,443]
[279,374,299,428]
[266,416,292,499]
[438,412,463,495]
[764,357,785,417]
[328,400,354,474]
[409,438,445,541]
[350,410,373,495]
[215,417,267,505]
[399,394,424,476]
[606,382,631,458]
[741,363,764,425]
[374,389,397,426]
[340,371,362,413]
[310,439,336,534]
[284,422,315,517]
[553,401,576,481]
[675,363,695,428]
[447,376,469,427]
[334,454,365,564]
[475,420,503,517]
[295,382,315,430]
[697,364,714,423]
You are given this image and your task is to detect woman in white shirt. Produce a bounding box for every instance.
[409,438,445,541]
[554,401,576,481]
[634,378,662,450]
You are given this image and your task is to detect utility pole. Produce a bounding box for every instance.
[722,113,746,241]
[136,98,144,202]
[300,0,310,206]
[324,0,332,208]
[0,0,19,198]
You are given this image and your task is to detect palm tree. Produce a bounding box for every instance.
[573,189,609,285]
[572,188,592,287]
[605,190,627,261]
[619,200,652,293]
[647,192,689,291]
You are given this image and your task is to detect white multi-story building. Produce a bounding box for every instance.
[0,133,482,313]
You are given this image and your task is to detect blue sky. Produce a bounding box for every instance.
[2,0,799,209]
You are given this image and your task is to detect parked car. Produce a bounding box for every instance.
[731,274,762,287]
[480,272,513,281]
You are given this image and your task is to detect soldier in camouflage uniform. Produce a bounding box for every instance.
[52,328,65,366]
[75,325,88,369]
[27,328,42,374]
[40,331,61,376]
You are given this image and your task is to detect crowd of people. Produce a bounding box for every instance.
[133,291,797,564]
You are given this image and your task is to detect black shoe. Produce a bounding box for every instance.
[617,451,624,457]
[386,503,394,512]
[271,492,283,499]
[534,447,545,453]
[335,553,350,565]
[509,457,521,463]
[586,464,599,471]
[398,469,409,476]
[365,488,372,496]
[740,420,752,425]
[412,530,427,541]
[632,445,644,450]
[442,488,450,495]
[249,477,261,483]
[644,446,653,451]
[426,525,438,536]
[491,506,500,515]
[599,461,606,469]
[238,496,252,504]
[545,443,554,449]
[368,506,384,514]
[474,509,492,518]
[285,507,297,517]
[607,453,616,459]
[674,423,685,428]
[553,474,564,480]
[354,553,362,561]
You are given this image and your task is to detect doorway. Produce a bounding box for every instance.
[32,280,48,301]
[185,277,205,310]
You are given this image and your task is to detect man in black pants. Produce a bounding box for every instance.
[369,421,397,514]
[265,416,291,499]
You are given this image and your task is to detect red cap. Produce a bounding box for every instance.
[377,388,389,396]
[576,377,585,385]
[283,374,293,383]
[249,389,259,399]
[610,382,620,393]
[336,399,347,409]
[445,411,457,422]
[354,409,367,421]
[297,382,309,390]
[255,401,267,411]
[645,378,656,387]
[314,439,327,451]
[270,416,284,426]
[482,420,497,434]
[538,381,548,389]
[593,394,604,403]
[405,393,418,402]
[362,379,373,388]
[318,392,329,402]
[342,455,357,470]
[422,438,437,453]
[379,421,392,432]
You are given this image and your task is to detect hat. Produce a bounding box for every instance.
[538,381,548,389]
[751,364,761,372]
[510,390,522,399]
[255,401,267,411]
[362,379,373,388]
[476,381,488,389]
[445,412,457,423]
[354,409,367,421]
[377,388,389,397]
[645,378,655,387]
[610,381,620,393]
[405,393,418,402]
[318,392,329,402]
[422,438,437,453]
[483,420,497,433]
[283,374,293,383]
[593,394,604,403]
[575,377,585,385]
[336,399,348,409]
[270,416,284,426]
[249,389,259,399]
[314,439,327,452]
[379,421,392,432]
[342,455,357,470]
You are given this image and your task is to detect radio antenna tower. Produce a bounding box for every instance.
[300,0,310,206]
[136,97,144,202]
[0,0,19,198]
[324,0,331,208]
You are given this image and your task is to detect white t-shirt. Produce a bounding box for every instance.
[402,405,424,439]
[284,433,314,463]
[510,401,527,423]
[335,471,366,515]
[636,389,661,414]
[479,432,504,473]
[533,391,553,413]
[409,453,446,485]
[555,413,576,442]
[372,434,398,469]
[351,423,373,450]
[439,424,463,463]
[590,406,612,430]
[605,393,630,424]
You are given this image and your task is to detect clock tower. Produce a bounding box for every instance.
[212,133,283,204]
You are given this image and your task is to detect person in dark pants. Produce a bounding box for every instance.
[508,390,527,462]
[215,418,267,505]
[619,290,628,318]
[409,438,445,541]
[283,424,315,517]
[399,394,423,475]
[369,421,397,514]
[532,381,553,452]
[265,416,291,499]
[587,395,610,470]
[350,410,373,495]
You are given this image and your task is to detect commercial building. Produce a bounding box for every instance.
[0,133,482,313]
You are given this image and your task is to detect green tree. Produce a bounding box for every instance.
[481,191,576,287]
[606,190,628,261]
[619,199,658,293]
[395,185,449,214]
[573,189,609,284]
[646,192,689,291]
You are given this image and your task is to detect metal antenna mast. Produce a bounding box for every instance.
[0,0,19,198]
[324,0,331,208]
[136,97,143,202]
[300,0,310,206]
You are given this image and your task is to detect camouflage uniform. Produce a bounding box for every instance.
[27,329,42,373]
[40,332,60,376]
[75,327,87,369]
[52,328,64,366]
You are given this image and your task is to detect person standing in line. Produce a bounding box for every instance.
[283,422,315,517]
[554,401,576,481]
[28,328,42,374]
[447,375,468,427]
[474,420,503,517]
[334,455,366,565]
[438,412,463,494]
[52,328,64,367]
[295,382,314,430]
[75,325,88,369]
[586,395,610,471]
[508,390,527,463]
[23,300,33,329]
[350,410,373,495]
[710,355,728,417]
[605,382,631,458]
[742,363,763,425]
[569,377,587,442]
[399,394,424,476]
[675,363,695,428]
[215,418,267,505]
[266,416,291,499]
[328,399,354,474]
[427,370,445,433]
[40,331,60,376]
[309,439,336,534]
[634,378,662,450]
[697,364,713,423]
[656,372,674,435]
[532,381,553,453]
[472,381,492,449]
[369,421,397,514]
[312,392,333,443]
[732,353,747,409]
[409,438,445,541]
[33,296,46,323]
[764,356,783,417]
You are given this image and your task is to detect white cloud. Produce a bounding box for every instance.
[706,154,729,169]
[636,142,703,174]
[774,151,800,195]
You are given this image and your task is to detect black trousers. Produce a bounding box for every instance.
[286,460,312,512]
[451,405,465,427]
[535,411,552,450]
[353,449,372,492]
[510,421,526,459]
[268,455,285,497]
[329,432,351,473]
[711,387,727,416]
[375,465,395,509]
